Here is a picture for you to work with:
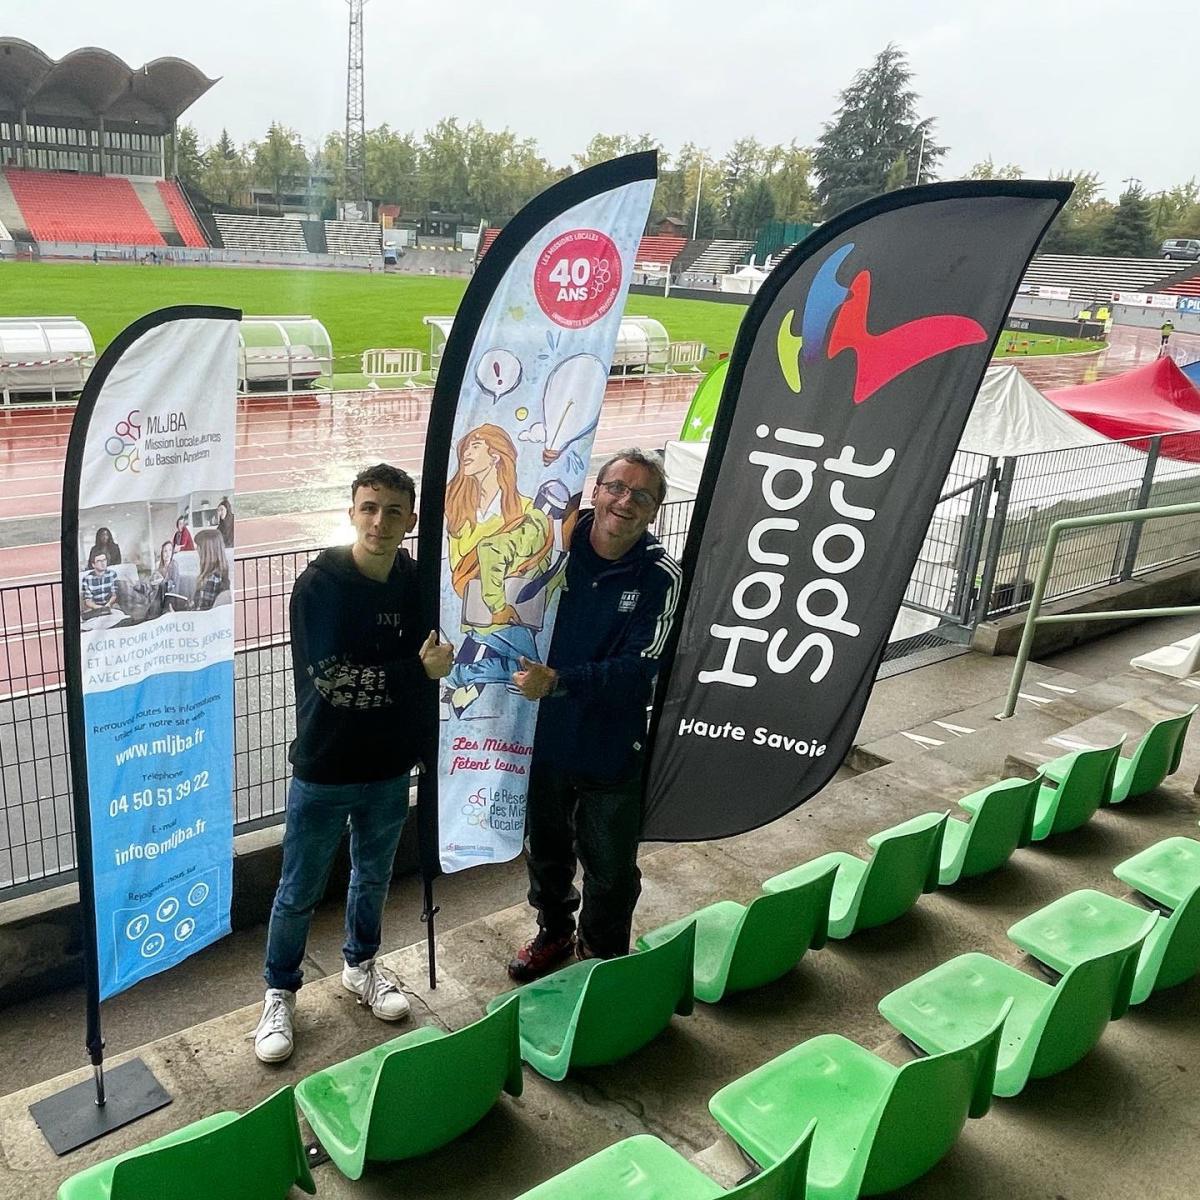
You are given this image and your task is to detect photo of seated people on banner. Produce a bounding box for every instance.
[78,494,234,631]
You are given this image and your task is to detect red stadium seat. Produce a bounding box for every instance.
[4,168,167,246]
[156,181,208,248]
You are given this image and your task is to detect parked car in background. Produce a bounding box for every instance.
[1161,238,1200,261]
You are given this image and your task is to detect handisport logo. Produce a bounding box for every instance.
[105,409,141,473]
[776,243,986,401]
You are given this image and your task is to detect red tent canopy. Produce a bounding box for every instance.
[1047,357,1200,461]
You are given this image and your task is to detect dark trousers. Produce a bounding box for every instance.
[524,761,643,957]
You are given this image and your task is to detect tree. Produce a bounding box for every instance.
[174,124,204,188]
[717,136,766,224]
[1096,185,1157,258]
[966,157,1024,180]
[250,123,308,199]
[420,118,472,212]
[365,125,420,206]
[1039,170,1108,255]
[730,177,776,238]
[573,133,660,171]
[200,129,249,206]
[765,142,815,223]
[812,44,946,218]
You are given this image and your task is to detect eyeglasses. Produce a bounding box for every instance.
[597,479,659,509]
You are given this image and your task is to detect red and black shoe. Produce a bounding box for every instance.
[507,930,576,982]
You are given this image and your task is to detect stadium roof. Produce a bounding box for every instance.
[0,38,216,125]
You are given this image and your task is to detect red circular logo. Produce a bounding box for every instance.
[534,229,622,329]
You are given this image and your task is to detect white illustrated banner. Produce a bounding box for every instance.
[74,315,239,998]
[437,178,654,872]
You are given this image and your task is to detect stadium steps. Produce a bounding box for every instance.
[670,238,714,274]
[212,213,306,253]
[678,238,755,281]
[0,170,35,243]
[3,641,1197,1200]
[131,180,186,247]
[1157,262,1200,298]
[324,220,383,257]
[1019,254,1186,302]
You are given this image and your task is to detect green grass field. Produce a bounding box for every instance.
[0,261,747,370]
[0,261,1100,371]
[994,331,1102,357]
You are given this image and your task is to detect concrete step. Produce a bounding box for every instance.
[4,735,1198,1199]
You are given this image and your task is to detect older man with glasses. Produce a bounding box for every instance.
[508,448,681,980]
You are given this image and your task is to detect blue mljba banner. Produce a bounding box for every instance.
[63,308,240,1001]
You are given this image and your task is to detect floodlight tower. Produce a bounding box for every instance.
[345,0,367,206]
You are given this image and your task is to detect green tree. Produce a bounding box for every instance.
[1039,170,1107,254]
[250,122,308,199]
[717,136,766,224]
[813,44,945,218]
[173,124,204,188]
[365,125,420,206]
[765,142,815,222]
[730,176,776,238]
[573,133,660,170]
[1096,185,1157,258]
[200,129,249,206]
[420,118,472,212]
[967,157,1024,180]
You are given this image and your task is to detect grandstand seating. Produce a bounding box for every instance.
[1018,254,1185,301]
[324,220,382,256]
[4,168,164,245]
[679,239,755,279]
[766,242,802,270]
[1159,265,1200,298]
[155,181,208,248]
[213,213,306,253]
[635,234,686,264]
[477,227,501,257]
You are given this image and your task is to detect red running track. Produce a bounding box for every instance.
[0,373,703,583]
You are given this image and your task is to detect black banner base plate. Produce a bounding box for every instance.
[29,1058,172,1157]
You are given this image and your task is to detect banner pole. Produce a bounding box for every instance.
[421,873,439,990]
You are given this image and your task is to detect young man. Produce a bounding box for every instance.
[508,449,680,979]
[254,464,453,1062]
[80,550,118,615]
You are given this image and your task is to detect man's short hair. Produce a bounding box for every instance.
[351,463,416,507]
[596,448,668,504]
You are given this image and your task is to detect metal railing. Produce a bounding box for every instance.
[1000,500,1200,718]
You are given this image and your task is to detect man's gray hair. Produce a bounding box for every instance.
[596,448,668,503]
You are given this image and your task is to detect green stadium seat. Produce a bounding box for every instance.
[511,1127,814,1200]
[56,1087,314,1200]
[293,1001,523,1179]
[1008,884,1200,1005]
[1114,835,1200,909]
[1028,742,1122,840]
[1040,710,1195,805]
[1109,707,1196,803]
[762,812,947,939]
[636,864,836,1002]
[708,1008,1006,1200]
[940,775,1040,885]
[877,919,1155,1097]
[486,923,695,1081]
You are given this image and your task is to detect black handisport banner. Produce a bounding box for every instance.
[643,181,1070,842]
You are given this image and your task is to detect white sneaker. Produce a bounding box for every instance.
[254,988,295,1063]
[342,958,410,1021]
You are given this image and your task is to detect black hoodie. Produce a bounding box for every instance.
[288,545,432,783]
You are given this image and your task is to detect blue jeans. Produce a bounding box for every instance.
[263,774,410,992]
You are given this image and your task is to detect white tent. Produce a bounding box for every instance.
[719,264,769,295]
[959,364,1111,456]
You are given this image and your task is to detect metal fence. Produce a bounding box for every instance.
[3,442,1198,900]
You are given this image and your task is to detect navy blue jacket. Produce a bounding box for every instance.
[533,512,681,781]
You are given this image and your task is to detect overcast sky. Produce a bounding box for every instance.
[7,0,1196,198]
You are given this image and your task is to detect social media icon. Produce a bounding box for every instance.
[156,897,179,923]
[141,933,166,958]
[125,914,150,941]
[174,918,196,942]
[187,882,210,907]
